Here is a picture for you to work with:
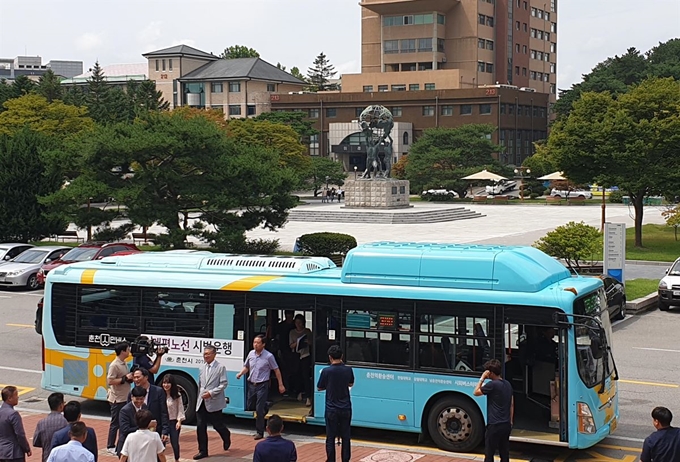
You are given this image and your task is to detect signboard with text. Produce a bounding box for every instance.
[603,222,625,283]
[143,334,245,372]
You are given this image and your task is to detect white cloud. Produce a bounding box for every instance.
[75,32,104,52]
[138,21,163,44]
[336,59,360,76]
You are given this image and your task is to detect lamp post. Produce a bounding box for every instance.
[354,165,357,180]
[514,167,531,201]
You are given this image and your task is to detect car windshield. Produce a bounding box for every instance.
[61,248,99,262]
[574,288,615,388]
[13,249,48,264]
[668,261,680,276]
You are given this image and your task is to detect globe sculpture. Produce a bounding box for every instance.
[358,105,394,179]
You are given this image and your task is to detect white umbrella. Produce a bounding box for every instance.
[537,171,567,181]
[460,169,507,181]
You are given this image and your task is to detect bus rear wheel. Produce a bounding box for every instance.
[427,396,484,452]
[162,373,198,424]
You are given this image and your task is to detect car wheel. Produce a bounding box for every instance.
[427,395,484,452]
[659,301,670,311]
[615,299,626,320]
[26,274,40,290]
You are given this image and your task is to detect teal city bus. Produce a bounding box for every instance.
[39,242,618,452]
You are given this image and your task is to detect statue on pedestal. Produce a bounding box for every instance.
[358,105,394,179]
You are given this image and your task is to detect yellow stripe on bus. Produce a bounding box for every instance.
[221,275,280,291]
[80,269,97,285]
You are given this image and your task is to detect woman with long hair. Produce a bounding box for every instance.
[162,374,185,460]
[289,314,313,406]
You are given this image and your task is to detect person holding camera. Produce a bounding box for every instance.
[106,342,133,455]
[132,336,166,384]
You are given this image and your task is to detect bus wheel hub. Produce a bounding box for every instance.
[438,407,472,442]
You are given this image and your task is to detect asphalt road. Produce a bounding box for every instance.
[2,283,675,462]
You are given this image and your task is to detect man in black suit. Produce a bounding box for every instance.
[116,386,148,456]
[50,401,98,462]
[128,367,169,444]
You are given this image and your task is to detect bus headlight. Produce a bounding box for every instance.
[577,402,596,434]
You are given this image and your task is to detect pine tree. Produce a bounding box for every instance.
[37,69,63,102]
[86,61,111,123]
[306,52,337,91]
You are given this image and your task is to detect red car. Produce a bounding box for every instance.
[37,242,140,285]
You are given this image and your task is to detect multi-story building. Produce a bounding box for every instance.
[0,55,83,80]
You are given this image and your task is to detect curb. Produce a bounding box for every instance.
[626,293,658,315]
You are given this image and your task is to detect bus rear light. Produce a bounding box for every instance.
[577,402,596,434]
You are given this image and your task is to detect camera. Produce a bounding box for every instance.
[131,336,169,356]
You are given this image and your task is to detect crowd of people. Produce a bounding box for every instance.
[320,187,344,203]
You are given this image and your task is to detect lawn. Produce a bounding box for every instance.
[625,278,659,300]
[625,224,680,262]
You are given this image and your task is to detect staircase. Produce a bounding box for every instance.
[286,207,484,224]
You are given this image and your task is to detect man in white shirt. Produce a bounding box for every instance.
[120,409,166,462]
[46,422,94,462]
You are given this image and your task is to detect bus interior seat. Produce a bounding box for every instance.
[441,336,452,369]
[346,338,375,363]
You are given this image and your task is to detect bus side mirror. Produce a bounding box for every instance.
[590,335,604,360]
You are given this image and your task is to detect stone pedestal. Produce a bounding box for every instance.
[344,179,411,208]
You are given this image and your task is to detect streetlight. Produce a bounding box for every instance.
[354,165,357,180]
[325,175,330,189]
[514,167,531,201]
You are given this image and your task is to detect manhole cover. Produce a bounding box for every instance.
[360,450,425,462]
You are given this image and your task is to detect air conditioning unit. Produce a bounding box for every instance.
[442,56,447,62]
[520,87,537,92]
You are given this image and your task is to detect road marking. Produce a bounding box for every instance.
[586,451,636,462]
[619,379,678,388]
[633,347,680,353]
[0,365,42,374]
[0,384,35,396]
[604,435,646,444]
[6,323,34,328]
[598,443,642,452]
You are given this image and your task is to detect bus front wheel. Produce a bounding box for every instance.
[165,374,198,424]
[427,396,484,452]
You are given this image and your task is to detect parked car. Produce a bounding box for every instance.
[0,243,34,263]
[485,179,517,195]
[550,188,593,199]
[658,258,680,311]
[598,275,626,320]
[421,189,459,198]
[0,246,70,289]
[37,242,140,285]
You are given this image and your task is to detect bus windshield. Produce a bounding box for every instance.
[574,288,615,388]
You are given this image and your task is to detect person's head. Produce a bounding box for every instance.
[68,421,88,444]
[135,409,153,430]
[47,392,65,412]
[652,406,673,429]
[294,314,305,330]
[131,384,148,407]
[133,367,150,387]
[327,345,343,362]
[284,310,294,322]
[483,359,503,379]
[253,334,266,353]
[162,374,180,400]
[1,386,18,406]
[114,342,130,359]
[266,414,284,436]
[203,345,217,365]
[63,401,82,423]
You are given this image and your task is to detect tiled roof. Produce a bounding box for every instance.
[180,58,305,85]
[142,45,218,60]
[75,63,148,78]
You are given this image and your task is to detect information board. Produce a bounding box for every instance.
[603,222,625,283]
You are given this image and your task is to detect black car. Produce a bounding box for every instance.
[600,275,626,320]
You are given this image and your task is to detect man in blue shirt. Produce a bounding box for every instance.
[50,401,98,462]
[236,335,285,440]
[317,345,354,462]
[253,414,296,462]
[641,406,680,462]
[46,422,94,462]
[473,358,514,462]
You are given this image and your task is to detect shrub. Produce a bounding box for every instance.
[534,221,601,271]
[92,223,135,242]
[609,191,623,203]
[530,192,540,199]
[239,238,280,254]
[298,232,357,258]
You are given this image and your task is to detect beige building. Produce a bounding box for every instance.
[142,45,306,116]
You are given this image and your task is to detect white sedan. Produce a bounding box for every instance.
[550,188,593,199]
[421,189,459,198]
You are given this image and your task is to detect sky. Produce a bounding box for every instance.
[0,0,678,92]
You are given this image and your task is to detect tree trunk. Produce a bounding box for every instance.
[633,191,645,248]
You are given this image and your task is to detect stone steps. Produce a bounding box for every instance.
[287,207,485,224]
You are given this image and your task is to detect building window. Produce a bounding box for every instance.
[477,61,485,72]
[363,85,373,92]
[169,59,173,71]
[437,14,445,24]
[550,63,556,73]
[460,105,472,115]
[530,71,537,80]
[523,45,527,54]
[486,16,494,27]
[522,67,527,76]
[515,43,520,53]
[508,104,515,115]
[403,132,409,145]
[550,84,556,94]
[409,84,420,91]
[210,105,223,113]
[531,50,537,59]
[247,105,256,116]
[228,105,241,116]
[545,12,550,21]
[550,0,556,11]
[392,106,402,117]
[523,23,528,32]
[437,39,445,52]
[525,106,531,116]
[309,133,319,156]
[478,14,485,25]
[441,105,453,116]
[516,21,520,30]
[551,22,557,33]
[500,103,506,114]
[524,1,528,9]
[326,108,337,118]
[211,83,223,93]
[378,85,388,92]
[392,84,406,91]
[418,38,432,52]
[355,107,363,117]
[486,40,494,50]
[422,106,435,116]
[267,83,276,92]
[480,104,492,115]
[155,60,159,71]
[515,66,520,75]
[400,39,416,53]
[383,16,404,26]
[384,40,399,54]
[424,83,435,90]
[478,38,486,49]
[486,63,494,73]
[308,108,319,118]
[229,82,241,92]
[162,59,166,71]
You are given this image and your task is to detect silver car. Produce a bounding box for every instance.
[0,246,70,289]
[0,243,34,263]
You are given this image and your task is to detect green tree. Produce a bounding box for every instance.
[534,221,601,271]
[124,80,170,120]
[85,61,128,124]
[37,70,63,103]
[307,157,346,196]
[0,94,94,137]
[0,128,66,241]
[0,79,14,112]
[290,67,306,82]
[662,206,680,241]
[220,45,260,59]
[404,125,502,197]
[521,141,559,178]
[548,77,680,247]
[253,110,318,141]
[10,75,37,98]
[307,52,337,91]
